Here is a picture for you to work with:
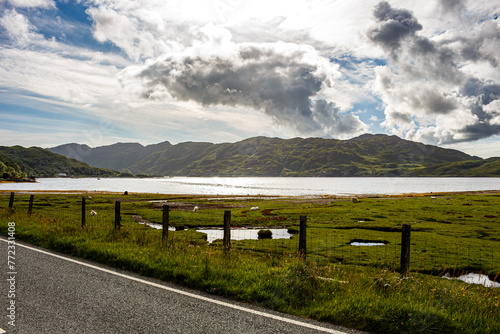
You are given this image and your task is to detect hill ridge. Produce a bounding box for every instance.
[0,146,120,178]
[46,134,499,177]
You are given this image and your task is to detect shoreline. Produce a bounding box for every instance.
[0,179,36,184]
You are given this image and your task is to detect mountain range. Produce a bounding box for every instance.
[46,134,500,177]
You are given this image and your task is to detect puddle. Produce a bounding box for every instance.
[135,217,291,243]
[196,228,293,244]
[349,240,387,246]
[444,273,500,288]
[137,221,175,231]
[350,242,386,246]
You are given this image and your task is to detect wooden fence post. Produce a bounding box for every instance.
[299,215,307,259]
[162,205,169,241]
[28,194,34,215]
[223,210,231,250]
[400,224,411,275]
[114,201,121,230]
[8,192,14,210]
[81,197,86,228]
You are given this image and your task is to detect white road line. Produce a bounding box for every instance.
[0,239,346,334]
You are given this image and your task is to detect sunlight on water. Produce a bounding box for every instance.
[1,177,500,196]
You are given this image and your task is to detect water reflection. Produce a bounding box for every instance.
[137,221,175,231]
[196,228,293,244]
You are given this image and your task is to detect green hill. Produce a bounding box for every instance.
[414,157,500,176]
[48,134,500,177]
[49,141,173,171]
[0,146,120,179]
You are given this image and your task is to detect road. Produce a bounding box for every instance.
[0,238,366,334]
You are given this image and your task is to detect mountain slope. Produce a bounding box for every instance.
[0,146,119,178]
[49,141,173,171]
[48,134,499,177]
[414,157,500,176]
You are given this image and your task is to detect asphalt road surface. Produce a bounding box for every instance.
[0,238,367,334]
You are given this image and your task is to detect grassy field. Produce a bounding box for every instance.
[1,190,499,333]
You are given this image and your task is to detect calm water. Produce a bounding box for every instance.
[196,228,293,244]
[444,273,500,288]
[1,177,500,196]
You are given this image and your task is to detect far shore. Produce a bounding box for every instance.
[0,178,36,184]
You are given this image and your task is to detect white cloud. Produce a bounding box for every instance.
[0,9,44,44]
[6,0,55,8]
[484,100,500,125]
[0,48,123,105]
[86,5,174,60]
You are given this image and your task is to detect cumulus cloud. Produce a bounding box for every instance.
[0,9,43,44]
[120,26,368,137]
[311,99,366,135]
[367,1,423,52]
[369,1,500,144]
[85,5,175,60]
[484,100,500,126]
[84,0,203,61]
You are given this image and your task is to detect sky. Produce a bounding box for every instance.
[0,0,500,158]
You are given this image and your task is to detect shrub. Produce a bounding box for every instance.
[258,229,272,239]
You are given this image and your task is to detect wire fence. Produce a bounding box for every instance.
[2,192,499,276]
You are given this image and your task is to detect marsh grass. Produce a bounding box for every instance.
[1,192,499,333]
